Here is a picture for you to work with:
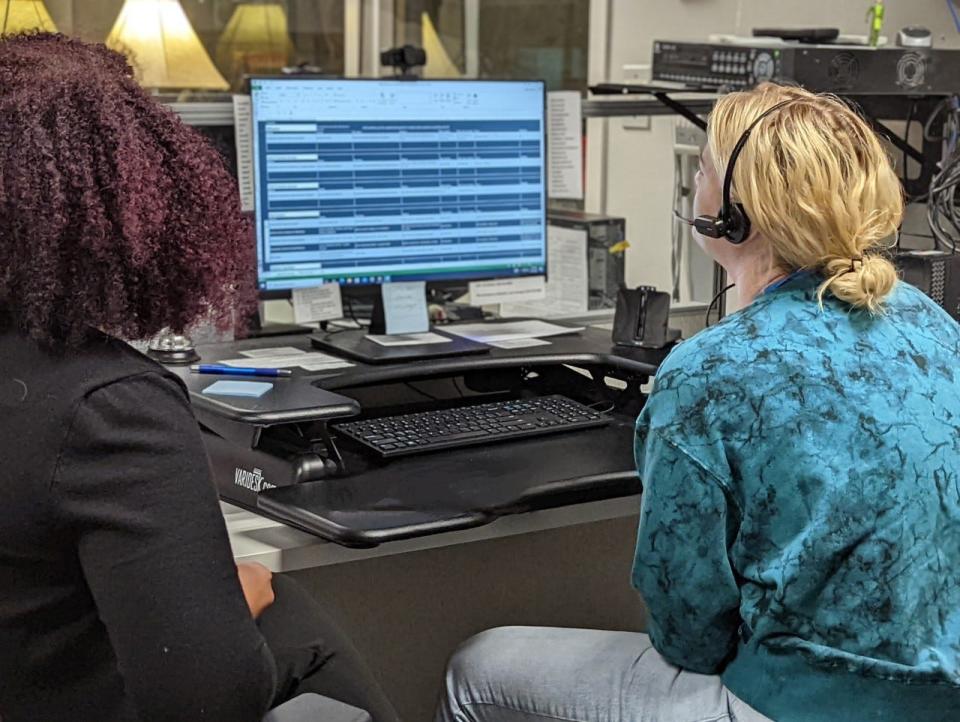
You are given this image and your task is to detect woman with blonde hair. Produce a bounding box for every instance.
[435,83,960,721]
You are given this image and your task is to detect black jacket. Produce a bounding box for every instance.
[0,330,275,721]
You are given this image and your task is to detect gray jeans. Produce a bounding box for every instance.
[435,627,772,722]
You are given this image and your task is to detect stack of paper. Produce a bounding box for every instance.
[443,320,583,345]
[218,346,354,372]
[367,332,453,347]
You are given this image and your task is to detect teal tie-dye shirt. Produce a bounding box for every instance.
[632,273,960,722]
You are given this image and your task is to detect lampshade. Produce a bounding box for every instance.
[216,2,294,89]
[105,0,228,91]
[0,0,57,34]
[421,12,460,78]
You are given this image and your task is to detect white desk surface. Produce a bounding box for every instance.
[226,495,640,572]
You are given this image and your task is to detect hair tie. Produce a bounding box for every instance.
[845,255,864,274]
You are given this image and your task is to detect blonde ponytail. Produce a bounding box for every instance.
[708,83,904,313]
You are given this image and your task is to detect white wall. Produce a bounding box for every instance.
[596,0,960,293]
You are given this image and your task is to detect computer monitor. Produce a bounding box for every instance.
[249,77,548,299]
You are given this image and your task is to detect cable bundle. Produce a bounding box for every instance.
[926,96,960,253]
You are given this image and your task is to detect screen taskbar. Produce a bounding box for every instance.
[258,264,546,290]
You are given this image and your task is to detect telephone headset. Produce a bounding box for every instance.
[685,99,798,245]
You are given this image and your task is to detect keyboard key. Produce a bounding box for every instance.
[427,430,489,443]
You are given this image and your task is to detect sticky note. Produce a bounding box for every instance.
[381,281,429,335]
[201,380,273,398]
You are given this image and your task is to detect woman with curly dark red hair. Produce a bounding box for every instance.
[0,34,399,722]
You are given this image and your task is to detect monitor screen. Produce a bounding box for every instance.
[249,78,547,293]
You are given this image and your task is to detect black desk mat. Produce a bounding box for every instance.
[257,416,639,547]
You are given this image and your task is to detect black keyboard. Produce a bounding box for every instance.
[333,395,610,458]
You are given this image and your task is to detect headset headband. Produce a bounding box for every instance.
[719,99,796,227]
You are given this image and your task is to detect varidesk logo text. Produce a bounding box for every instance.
[233,467,276,492]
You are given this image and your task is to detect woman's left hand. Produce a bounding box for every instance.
[236,562,276,619]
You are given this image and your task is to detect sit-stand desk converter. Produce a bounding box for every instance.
[170,321,670,549]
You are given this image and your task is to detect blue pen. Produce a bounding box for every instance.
[190,364,293,378]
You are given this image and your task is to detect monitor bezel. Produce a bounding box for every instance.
[245,74,549,301]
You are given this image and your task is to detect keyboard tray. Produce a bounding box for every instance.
[257,415,639,547]
[333,395,610,458]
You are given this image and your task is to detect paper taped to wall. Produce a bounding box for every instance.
[292,284,343,324]
[547,91,583,200]
[501,226,588,318]
[232,95,255,212]
[469,275,546,305]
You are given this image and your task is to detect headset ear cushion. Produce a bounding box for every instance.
[726,203,751,244]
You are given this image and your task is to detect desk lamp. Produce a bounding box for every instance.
[216,1,293,90]
[0,0,57,33]
[421,11,460,78]
[105,0,228,91]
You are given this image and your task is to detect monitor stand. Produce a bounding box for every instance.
[246,303,313,338]
[250,322,314,337]
[310,288,489,364]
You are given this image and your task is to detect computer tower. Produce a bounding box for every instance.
[895,250,960,322]
[547,210,627,310]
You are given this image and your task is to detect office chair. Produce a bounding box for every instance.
[263,693,373,722]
